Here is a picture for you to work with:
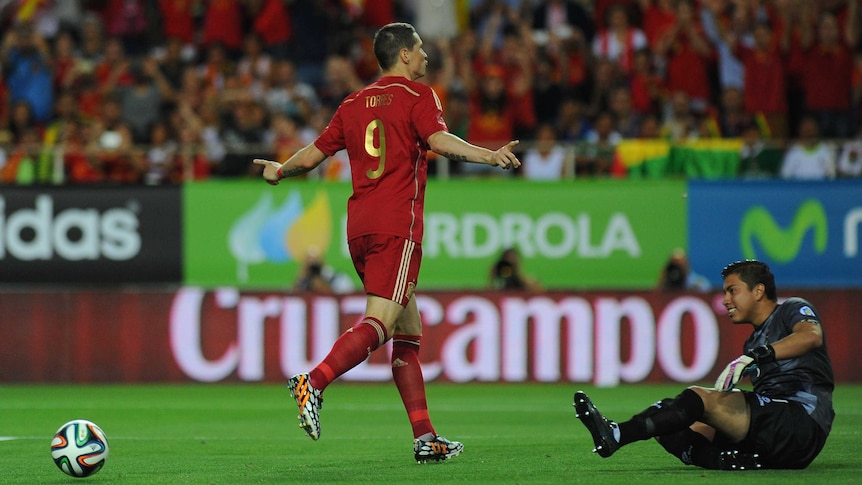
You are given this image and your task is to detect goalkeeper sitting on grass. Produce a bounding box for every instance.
[573,260,834,470]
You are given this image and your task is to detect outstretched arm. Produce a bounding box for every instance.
[253,143,328,185]
[427,131,521,169]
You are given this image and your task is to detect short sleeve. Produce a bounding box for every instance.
[413,86,448,143]
[314,105,346,156]
[782,298,822,331]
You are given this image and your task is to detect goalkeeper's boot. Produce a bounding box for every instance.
[573,391,620,458]
[717,450,762,471]
[414,435,463,463]
[286,373,323,440]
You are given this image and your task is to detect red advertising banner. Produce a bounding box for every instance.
[1,289,859,383]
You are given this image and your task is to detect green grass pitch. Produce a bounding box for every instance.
[1,383,859,484]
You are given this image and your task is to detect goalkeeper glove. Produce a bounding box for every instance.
[714,344,775,392]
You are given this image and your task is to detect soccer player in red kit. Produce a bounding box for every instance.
[254,22,520,462]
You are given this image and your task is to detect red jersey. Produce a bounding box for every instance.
[314,76,448,243]
[802,43,853,110]
[253,0,292,45]
[665,37,712,101]
[159,0,196,44]
[642,5,676,46]
[736,45,787,114]
[202,0,243,50]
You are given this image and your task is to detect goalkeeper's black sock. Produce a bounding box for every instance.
[658,428,759,470]
[632,398,674,422]
[657,428,715,467]
[617,389,705,445]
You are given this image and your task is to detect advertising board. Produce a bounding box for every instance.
[3,289,859,384]
[184,180,687,289]
[0,186,182,283]
[688,180,862,288]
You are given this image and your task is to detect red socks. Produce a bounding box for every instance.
[391,334,435,439]
[306,321,435,439]
[309,317,388,390]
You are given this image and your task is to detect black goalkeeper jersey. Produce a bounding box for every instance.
[744,297,835,434]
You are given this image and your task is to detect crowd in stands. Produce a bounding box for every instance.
[1,0,862,185]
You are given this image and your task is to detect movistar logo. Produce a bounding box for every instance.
[740,199,828,262]
[228,190,332,282]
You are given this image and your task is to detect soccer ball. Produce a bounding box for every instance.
[50,419,109,478]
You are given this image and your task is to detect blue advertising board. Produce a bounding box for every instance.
[688,180,862,288]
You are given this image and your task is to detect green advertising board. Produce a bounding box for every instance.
[184,179,686,290]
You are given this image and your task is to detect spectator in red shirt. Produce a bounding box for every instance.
[462,65,519,176]
[799,6,858,138]
[466,7,537,136]
[74,72,103,121]
[458,14,535,176]
[94,37,135,93]
[251,0,293,60]
[495,21,537,141]
[551,28,591,100]
[102,0,149,56]
[730,19,789,139]
[158,0,196,46]
[63,120,104,184]
[775,0,813,138]
[52,31,83,92]
[201,0,244,56]
[640,0,678,47]
[654,0,714,112]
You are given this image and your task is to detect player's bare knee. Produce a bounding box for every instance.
[686,385,714,402]
[685,386,728,416]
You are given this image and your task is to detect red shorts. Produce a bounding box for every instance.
[348,234,421,306]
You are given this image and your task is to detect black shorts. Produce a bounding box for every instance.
[715,391,828,469]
